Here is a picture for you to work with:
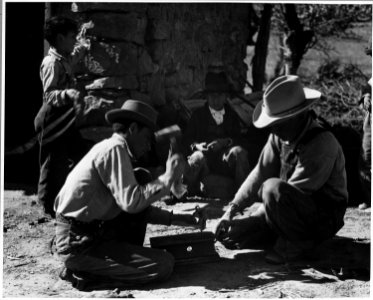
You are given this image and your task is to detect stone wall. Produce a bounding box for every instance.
[56,3,252,130]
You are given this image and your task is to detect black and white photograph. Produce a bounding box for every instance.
[2,1,372,297]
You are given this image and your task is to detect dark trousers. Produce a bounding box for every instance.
[55,210,174,289]
[38,129,91,218]
[221,178,346,251]
[185,146,250,195]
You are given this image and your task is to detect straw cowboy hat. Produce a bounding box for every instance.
[105,100,158,130]
[252,75,321,128]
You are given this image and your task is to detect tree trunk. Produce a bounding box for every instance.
[252,4,273,92]
[283,4,315,75]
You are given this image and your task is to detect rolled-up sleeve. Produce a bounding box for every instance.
[232,134,281,208]
[96,145,170,214]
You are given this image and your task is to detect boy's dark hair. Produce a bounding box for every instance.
[44,16,78,47]
[112,121,145,134]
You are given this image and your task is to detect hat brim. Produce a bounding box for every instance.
[252,87,321,128]
[105,109,157,131]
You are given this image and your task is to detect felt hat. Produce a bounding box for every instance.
[205,71,231,93]
[252,75,321,128]
[105,100,158,130]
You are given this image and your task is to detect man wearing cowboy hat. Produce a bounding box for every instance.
[214,75,348,264]
[183,71,250,196]
[54,100,205,289]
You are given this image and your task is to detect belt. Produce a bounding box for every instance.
[56,213,104,234]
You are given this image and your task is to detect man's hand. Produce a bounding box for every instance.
[214,203,240,241]
[71,42,90,63]
[66,88,82,103]
[207,138,231,152]
[164,153,185,187]
[66,88,86,115]
[193,142,209,152]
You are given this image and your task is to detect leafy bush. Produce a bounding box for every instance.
[272,4,372,37]
[309,59,369,133]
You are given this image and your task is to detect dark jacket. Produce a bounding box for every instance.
[183,102,242,154]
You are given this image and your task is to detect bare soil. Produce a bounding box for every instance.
[2,189,370,298]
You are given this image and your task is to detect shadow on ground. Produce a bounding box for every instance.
[143,235,370,292]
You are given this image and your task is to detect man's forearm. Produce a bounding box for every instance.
[231,167,262,210]
[122,178,171,214]
[145,206,173,225]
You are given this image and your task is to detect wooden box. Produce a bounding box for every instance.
[150,231,220,265]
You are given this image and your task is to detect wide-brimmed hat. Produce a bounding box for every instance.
[252,75,321,128]
[205,71,231,93]
[105,100,158,130]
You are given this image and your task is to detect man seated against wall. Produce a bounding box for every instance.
[183,71,250,198]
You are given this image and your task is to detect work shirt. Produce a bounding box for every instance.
[54,133,172,222]
[40,47,85,107]
[232,118,348,209]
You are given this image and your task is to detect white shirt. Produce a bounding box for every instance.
[209,107,225,125]
[54,133,171,222]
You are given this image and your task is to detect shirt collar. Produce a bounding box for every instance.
[209,106,225,125]
[48,47,66,61]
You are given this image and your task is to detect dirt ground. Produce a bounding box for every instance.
[2,188,371,298]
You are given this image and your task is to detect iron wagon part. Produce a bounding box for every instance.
[150,231,220,265]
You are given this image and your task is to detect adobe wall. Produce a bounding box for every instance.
[55,3,252,131]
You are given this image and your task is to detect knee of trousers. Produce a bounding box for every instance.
[154,250,175,281]
[260,178,290,211]
[186,151,207,178]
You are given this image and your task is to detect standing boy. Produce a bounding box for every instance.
[34,16,90,218]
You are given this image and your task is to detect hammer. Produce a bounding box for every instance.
[154,124,186,199]
[154,124,182,154]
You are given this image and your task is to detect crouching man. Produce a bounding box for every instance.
[54,100,204,290]
[214,75,348,264]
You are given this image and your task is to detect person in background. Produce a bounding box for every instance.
[358,41,372,210]
[183,71,250,196]
[214,75,348,264]
[34,16,91,218]
[54,100,205,290]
